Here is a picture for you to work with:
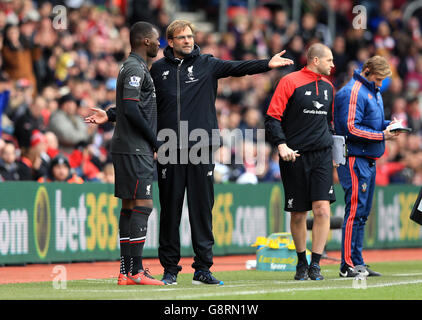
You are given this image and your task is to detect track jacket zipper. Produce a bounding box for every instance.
[176,59,183,149]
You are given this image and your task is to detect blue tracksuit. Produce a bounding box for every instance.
[334,70,389,268]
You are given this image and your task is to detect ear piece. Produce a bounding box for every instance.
[365,70,370,77]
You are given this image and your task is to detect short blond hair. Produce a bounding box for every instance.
[306,43,331,64]
[362,55,392,78]
[166,20,195,40]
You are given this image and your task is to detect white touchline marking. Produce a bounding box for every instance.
[174,279,422,299]
[65,279,422,299]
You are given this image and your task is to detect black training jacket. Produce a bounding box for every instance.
[150,45,271,149]
[265,67,335,152]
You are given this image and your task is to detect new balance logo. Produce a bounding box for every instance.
[146,184,151,196]
[305,91,312,95]
[207,171,213,176]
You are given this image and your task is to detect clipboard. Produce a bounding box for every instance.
[410,187,422,225]
[390,127,412,133]
[332,135,346,166]
[389,122,412,133]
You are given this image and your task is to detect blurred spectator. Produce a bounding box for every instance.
[69,143,101,182]
[0,140,19,180]
[17,129,48,181]
[48,93,90,153]
[406,97,422,134]
[38,153,83,183]
[39,85,59,126]
[218,32,237,60]
[269,8,297,45]
[402,149,422,185]
[382,77,403,119]
[332,35,348,78]
[213,145,232,184]
[283,34,306,73]
[1,23,42,90]
[257,144,280,182]
[376,141,406,186]
[412,151,422,185]
[44,130,60,159]
[300,12,332,47]
[233,29,257,60]
[13,95,47,149]
[238,107,262,142]
[98,161,114,184]
[407,134,422,153]
[6,77,34,123]
[404,55,422,93]
[374,21,395,52]
[235,140,258,184]
[334,60,359,89]
[390,96,408,127]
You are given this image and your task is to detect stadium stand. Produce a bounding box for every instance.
[0,0,422,186]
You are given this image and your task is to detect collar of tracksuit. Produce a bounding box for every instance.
[163,44,201,64]
[128,52,148,68]
[301,66,323,80]
[353,69,379,93]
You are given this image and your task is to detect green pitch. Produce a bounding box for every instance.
[1,260,422,300]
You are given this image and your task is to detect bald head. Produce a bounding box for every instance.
[306,43,334,76]
[307,43,330,63]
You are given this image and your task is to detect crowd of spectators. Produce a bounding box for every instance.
[0,0,422,186]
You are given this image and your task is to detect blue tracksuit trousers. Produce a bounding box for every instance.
[337,156,376,268]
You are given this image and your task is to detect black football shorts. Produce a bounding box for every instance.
[112,153,154,200]
[279,146,336,212]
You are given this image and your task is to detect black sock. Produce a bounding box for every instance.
[119,208,132,274]
[311,252,322,265]
[130,206,152,275]
[297,250,308,265]
[131,256,143,275]
[120,255,131,275]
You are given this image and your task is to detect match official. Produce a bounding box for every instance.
[334,55,403,278]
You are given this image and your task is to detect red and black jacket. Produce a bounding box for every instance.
[265,67,335,152]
